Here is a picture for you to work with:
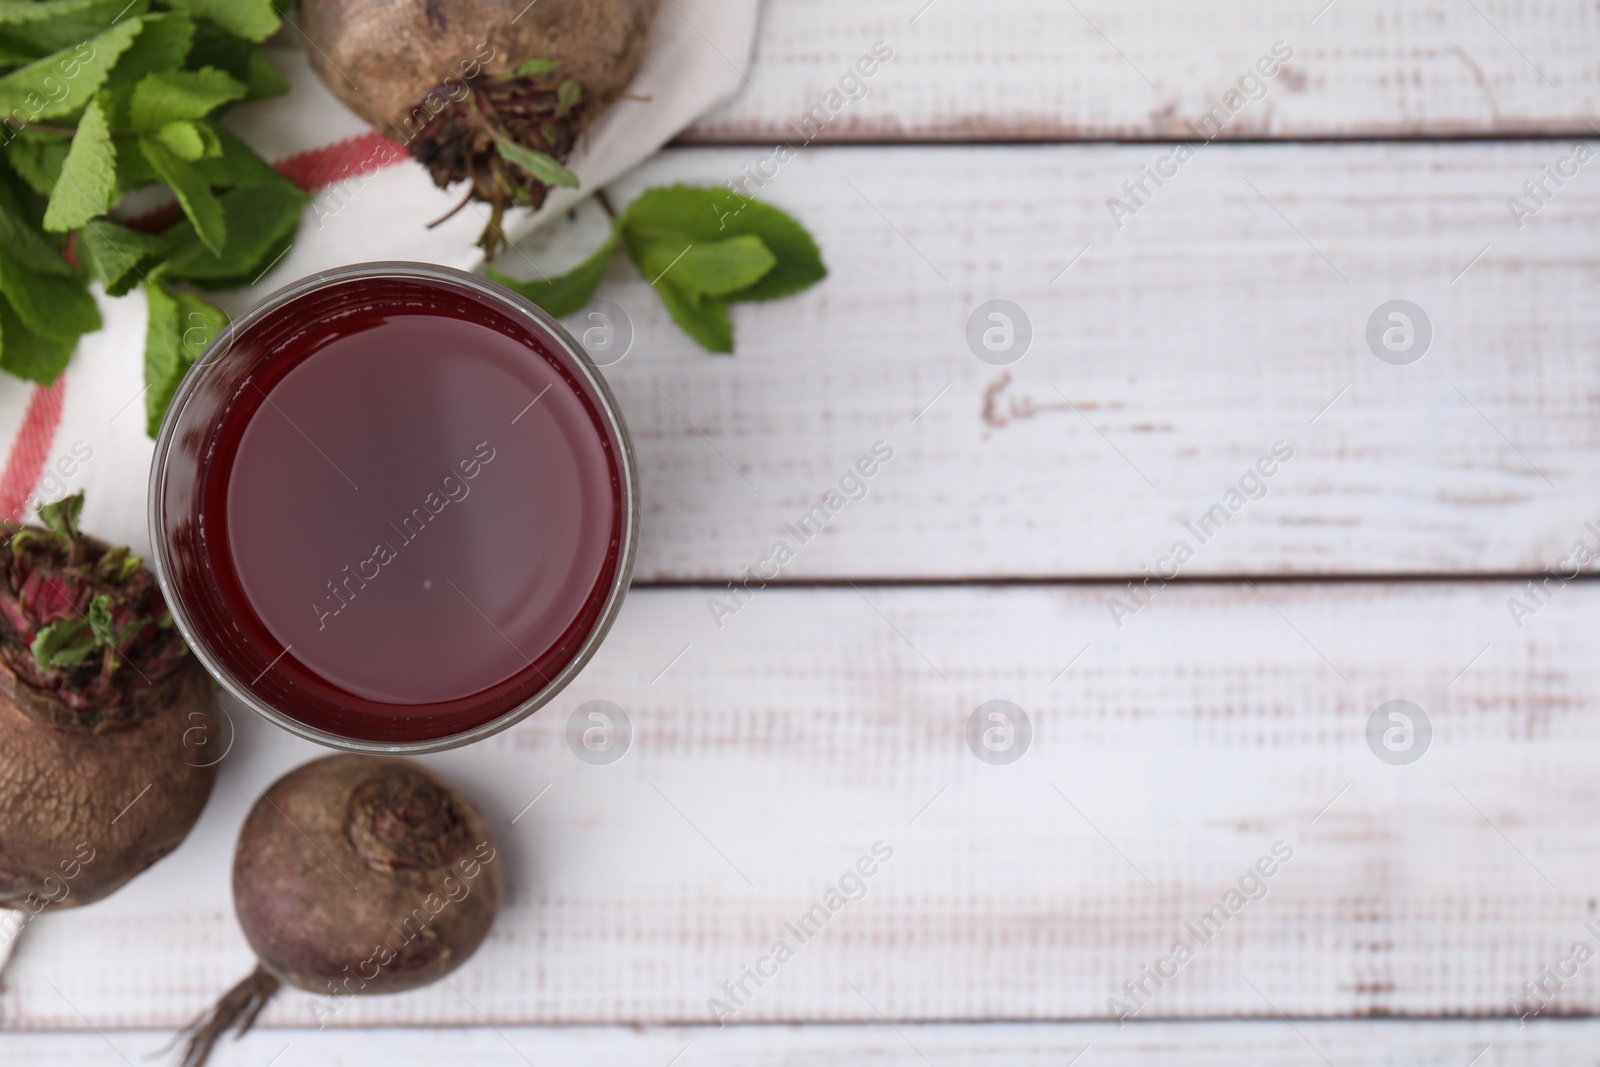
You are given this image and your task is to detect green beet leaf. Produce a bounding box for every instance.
[42,94,114,230]
[493,132,579,189]
[488,229,618,319]
[30,592,112,671]
[37,489,82,537]
[556,79,582,113]
[31,615,95,669]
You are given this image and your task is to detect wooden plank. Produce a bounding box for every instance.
[3,1020,1594,1066]
[503,142,1599,580]
[4,582,1598,1026]
[684,0,1600,143]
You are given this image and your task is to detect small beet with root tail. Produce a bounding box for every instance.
[178,755,502,1066]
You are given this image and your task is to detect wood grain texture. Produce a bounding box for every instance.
[4,583,1597,1027]
[683,0,1600,143]
[2,1020,1592,1065]
[493,142,1600,581]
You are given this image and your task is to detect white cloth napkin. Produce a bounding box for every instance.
[0,1,759,556]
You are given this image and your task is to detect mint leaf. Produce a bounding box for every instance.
[0,1,108,24]
[42,95,114,231]
[492,133,578,189]
[192,125,293,190]
[152,118,210,161]
[161,0,279,43]
[653,280,733,354]
[112,133,159,195]
[129,67,247,131]
[617,218,779,354]
[142,283,181,433]
[76,218,164,295]
[0,168,74,275]
[0,1,144,54]
[488,230,617,318]
[5,136,71,197]
[187,22,287,100]
[630,233,776,298]
[0,294,73,383]
[140,135,224,253]
[104,12,194,94]
[0,17,144,121]
[183,226,291,290]
[240,50,289,100]
[38,489,83,537]
[144,281,226,436]
[0,245,99,342]
[163,181,307,285]
[623,185,825,302]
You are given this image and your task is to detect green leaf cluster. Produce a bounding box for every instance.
[491,185,826,354]
[0,0,307,437]
[31,590,112,670]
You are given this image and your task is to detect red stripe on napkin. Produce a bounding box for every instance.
[0,131,413,523]
[275,130,409,191]
[0,377,67,522]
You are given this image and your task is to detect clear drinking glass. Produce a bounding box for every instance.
[149,263,638,753]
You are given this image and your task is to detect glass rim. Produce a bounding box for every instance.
[147,260,640,754]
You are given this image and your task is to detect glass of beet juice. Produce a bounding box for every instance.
[149,263,638,752]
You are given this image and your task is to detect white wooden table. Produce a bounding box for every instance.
[9,1,1600,1062]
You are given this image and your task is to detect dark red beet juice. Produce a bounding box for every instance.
[150,265,636,750]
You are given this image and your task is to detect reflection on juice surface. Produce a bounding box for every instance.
[222,308,616,706]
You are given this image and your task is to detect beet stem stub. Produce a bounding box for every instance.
[412,74,592,258]
[176,965,280,1067]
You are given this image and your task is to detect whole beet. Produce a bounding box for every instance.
[300,0,660,254]
[0,495,218,922]
[180,755,502,1066]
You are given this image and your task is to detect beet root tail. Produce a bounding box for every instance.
[174,964,281,1067]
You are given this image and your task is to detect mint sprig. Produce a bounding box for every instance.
[0,0,305,433]
[489,185,827,354]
